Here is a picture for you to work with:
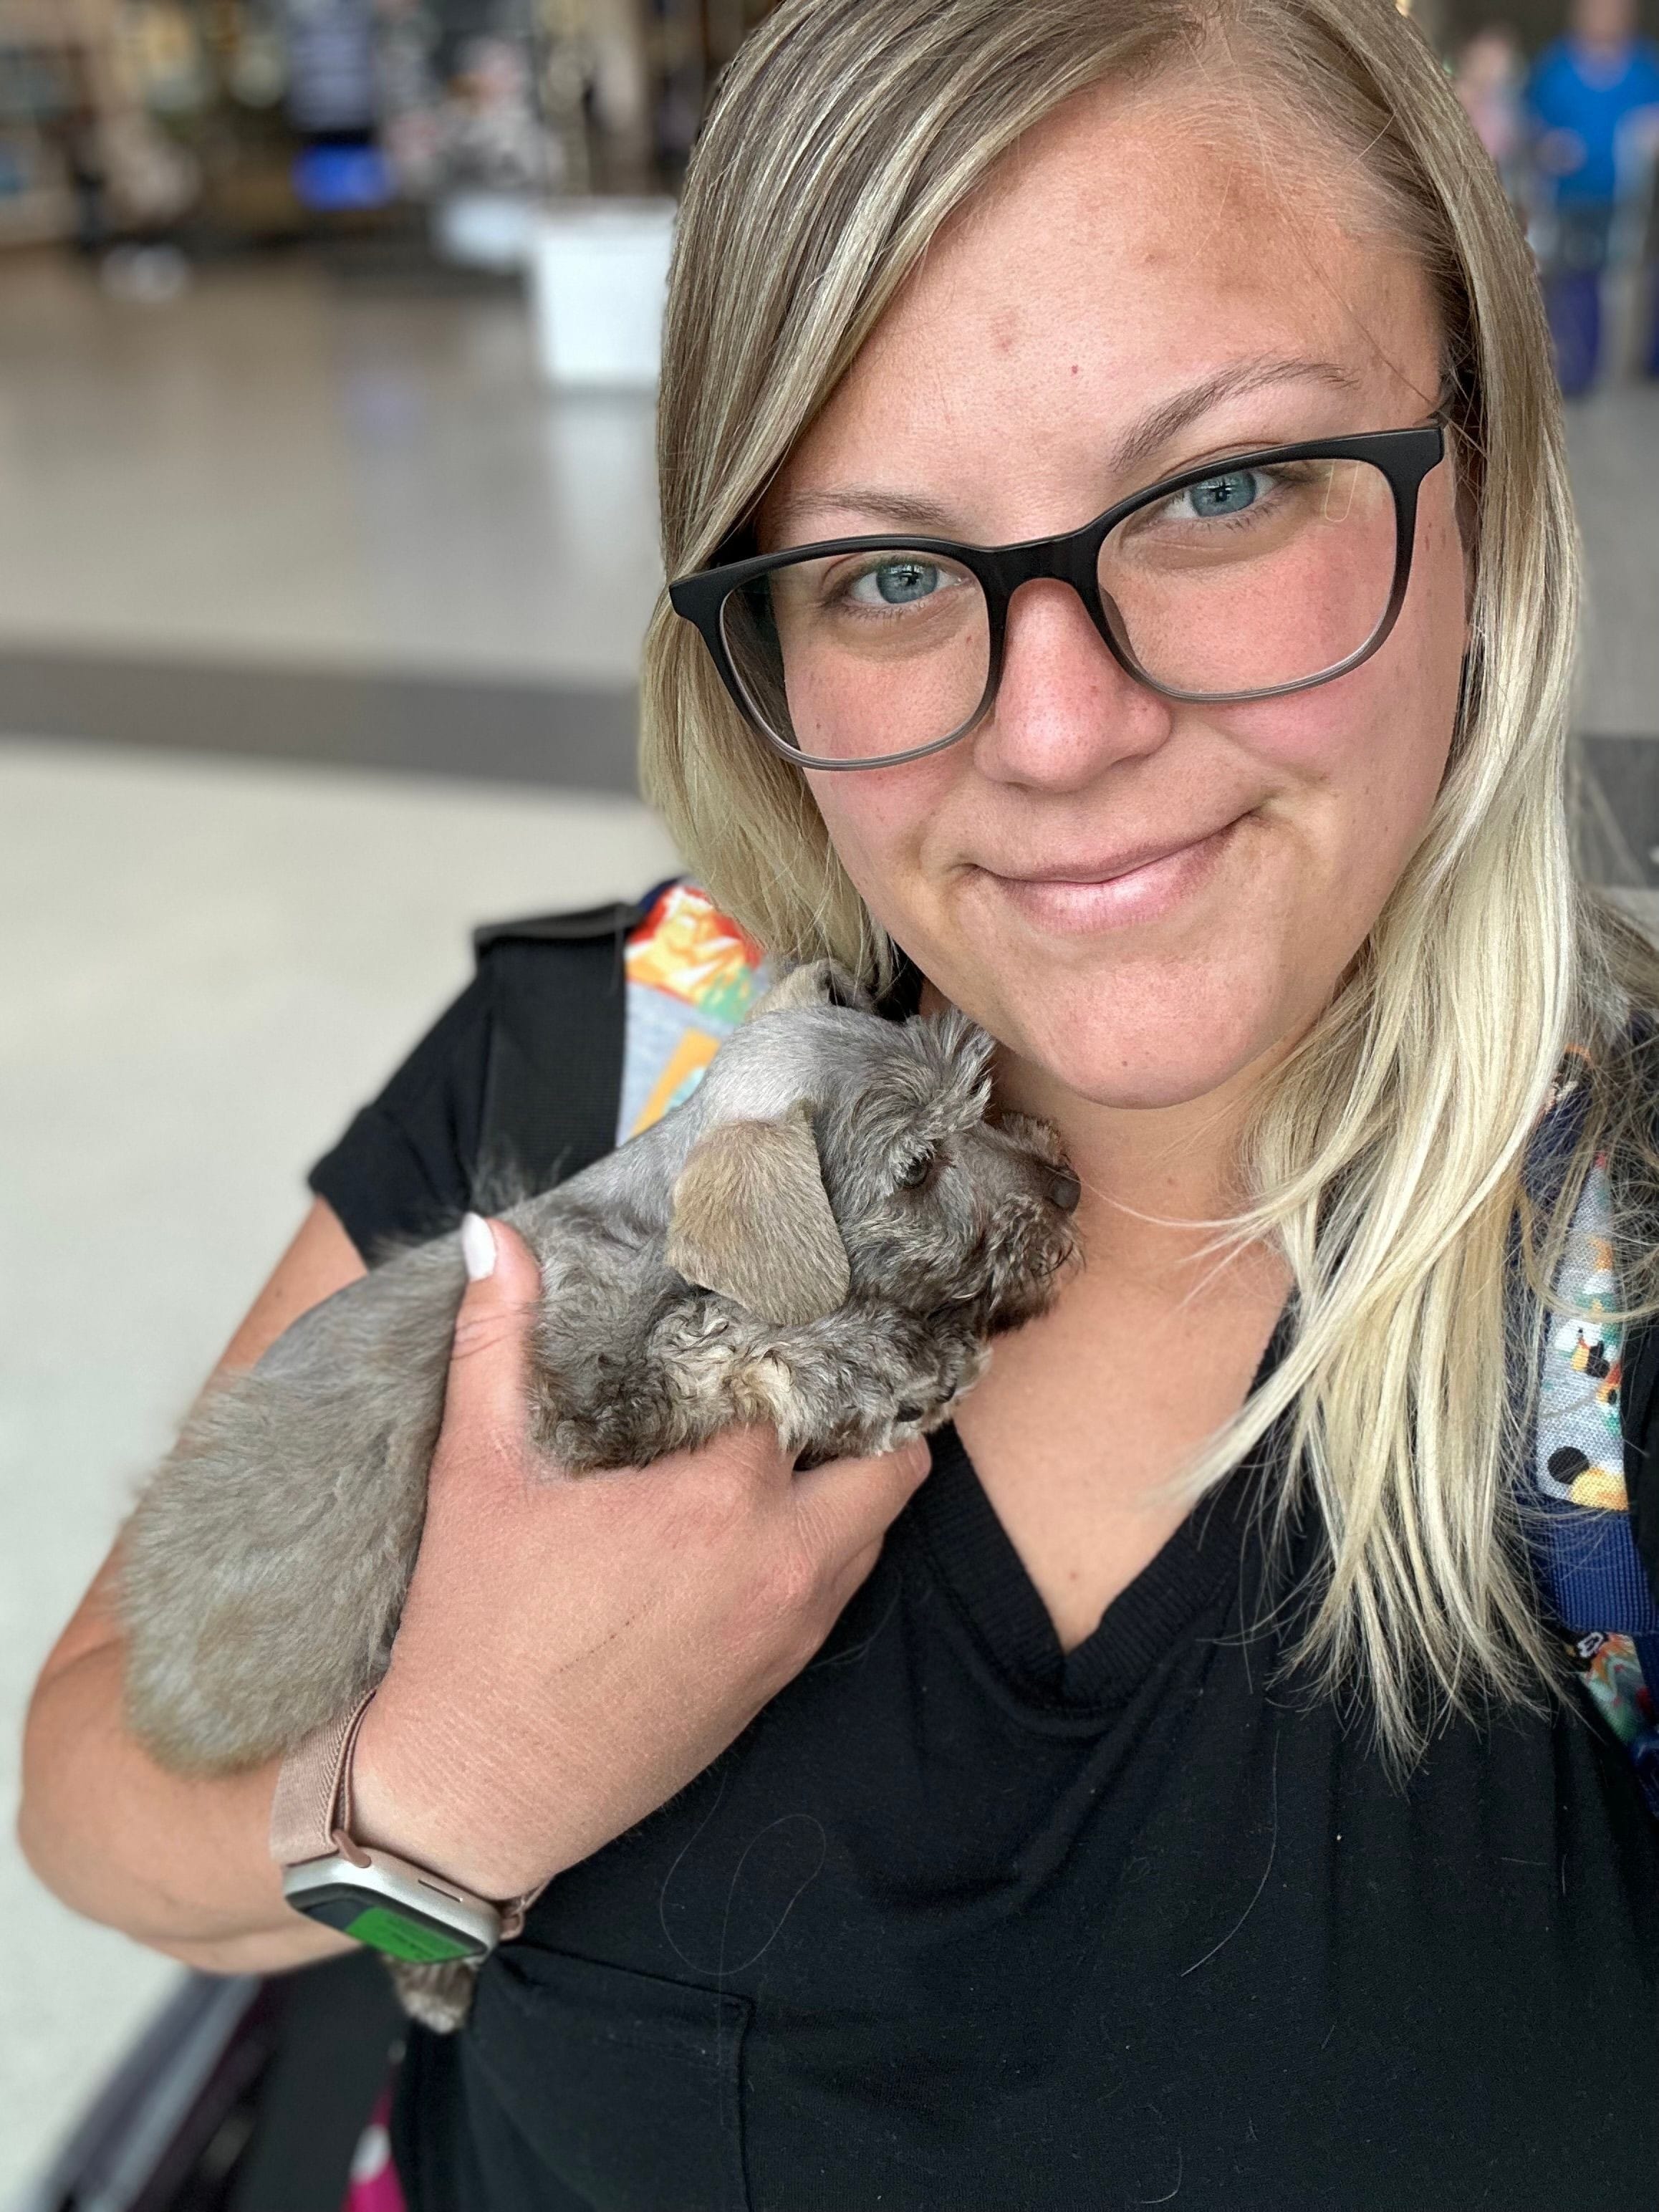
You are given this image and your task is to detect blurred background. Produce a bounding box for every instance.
[2,0,1658,2195]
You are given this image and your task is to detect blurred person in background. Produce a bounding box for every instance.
[1454,21,1529,193]
[22,0,1659,2206]
[1528,0,1659,393]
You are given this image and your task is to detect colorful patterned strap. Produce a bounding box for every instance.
[1526,1056,1659,1809]
[615,883,769,1143]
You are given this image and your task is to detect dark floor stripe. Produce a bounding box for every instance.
[0,645,640,794]
[4,653,1653,863]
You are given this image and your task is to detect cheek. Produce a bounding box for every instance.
[806,752,961,899]
[1223,474,1466,863]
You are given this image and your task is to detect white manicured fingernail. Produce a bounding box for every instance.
[461,1213,497,1281]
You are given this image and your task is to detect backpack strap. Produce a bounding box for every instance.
[471,879,769,1192]
[1523,1056,1659,1810]
[471,894,652,1198]
[612,883,769,1143]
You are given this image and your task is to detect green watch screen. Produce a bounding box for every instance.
[292,1882,486,1963]
[344,1904,477,1964]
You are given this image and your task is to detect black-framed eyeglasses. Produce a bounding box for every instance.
[668,423,1446,771]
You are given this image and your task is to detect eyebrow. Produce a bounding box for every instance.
[769,354,1363,540]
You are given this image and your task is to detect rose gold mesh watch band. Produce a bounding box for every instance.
[269,1691,545,1941]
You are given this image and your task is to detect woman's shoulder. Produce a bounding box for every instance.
[307,881,768,1259]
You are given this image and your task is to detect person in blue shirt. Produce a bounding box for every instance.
[1527,0,1659,393]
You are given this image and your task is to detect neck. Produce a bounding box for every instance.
[948,1029,1294,1311]
[913,978,1305,1293]
[1011,1059,1263,1290]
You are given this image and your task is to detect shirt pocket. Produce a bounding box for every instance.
[467,1943,751,2212]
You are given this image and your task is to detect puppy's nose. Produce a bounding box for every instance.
[1047,1170,1081,1213]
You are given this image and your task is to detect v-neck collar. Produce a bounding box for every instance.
[910,1296,1297,1713]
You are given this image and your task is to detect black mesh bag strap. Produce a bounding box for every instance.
[469,887,666,1204]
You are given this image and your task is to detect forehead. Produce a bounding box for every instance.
[774,74,1441,524]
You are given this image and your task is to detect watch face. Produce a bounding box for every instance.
[292,1881,487,1964]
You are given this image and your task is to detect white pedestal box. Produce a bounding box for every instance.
[433,191,543,274]
[529,198,677,390]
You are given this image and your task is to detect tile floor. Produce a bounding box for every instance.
[0,737,676,2200]
[0,256,659,688]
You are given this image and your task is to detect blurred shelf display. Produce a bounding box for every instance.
[0,0,198,244]
[376,0,779,205]
[0,0,779,252]
[1439,0,1659,45]
[0,3,1651,256]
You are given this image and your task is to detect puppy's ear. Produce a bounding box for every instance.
[744,958,872,1021]
[666,1101,851,1325]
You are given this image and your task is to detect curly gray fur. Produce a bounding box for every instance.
[119,964,1076,2026]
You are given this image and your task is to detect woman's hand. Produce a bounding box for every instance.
[348,1216,930,1904]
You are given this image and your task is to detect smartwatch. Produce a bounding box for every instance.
[271,1691,542,1964]
[282,1844,499,1965]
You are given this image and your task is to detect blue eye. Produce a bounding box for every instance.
[857,559,942,605]
[1186,471,1261,519]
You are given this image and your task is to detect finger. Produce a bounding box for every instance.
[670,1420,797,1503]
[824,1536,885,1615]
[791,1438,932,1564]
[441,1213,543,1439]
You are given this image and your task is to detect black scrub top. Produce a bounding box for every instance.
[311,915,1659,2212]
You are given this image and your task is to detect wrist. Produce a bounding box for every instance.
[346,1693,549,1905]
[271,1691,552,1968]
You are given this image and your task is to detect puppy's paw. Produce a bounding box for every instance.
[388,1958,479,2034]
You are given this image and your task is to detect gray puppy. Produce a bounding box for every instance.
[120,963,1077,2021]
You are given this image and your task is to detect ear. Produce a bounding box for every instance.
[666,1101,851,1326]
[744,958,872,1022]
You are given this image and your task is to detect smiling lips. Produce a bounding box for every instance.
[981,814,1244,929]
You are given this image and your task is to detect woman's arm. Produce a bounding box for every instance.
[20,1203,932,1968]
[18,1200,367,1973]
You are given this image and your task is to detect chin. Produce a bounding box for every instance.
[990,978,1281,1112]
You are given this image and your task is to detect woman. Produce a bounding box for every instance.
[23,0,1659,2202]
[1453,24,1526,192]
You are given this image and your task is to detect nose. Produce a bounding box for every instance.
[974,581,1172,791]
[1047,1170,1082,1213]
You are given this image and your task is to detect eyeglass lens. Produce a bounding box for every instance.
[718,456,1399,763]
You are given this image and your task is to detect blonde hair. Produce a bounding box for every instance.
[640,0,1659,1758]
